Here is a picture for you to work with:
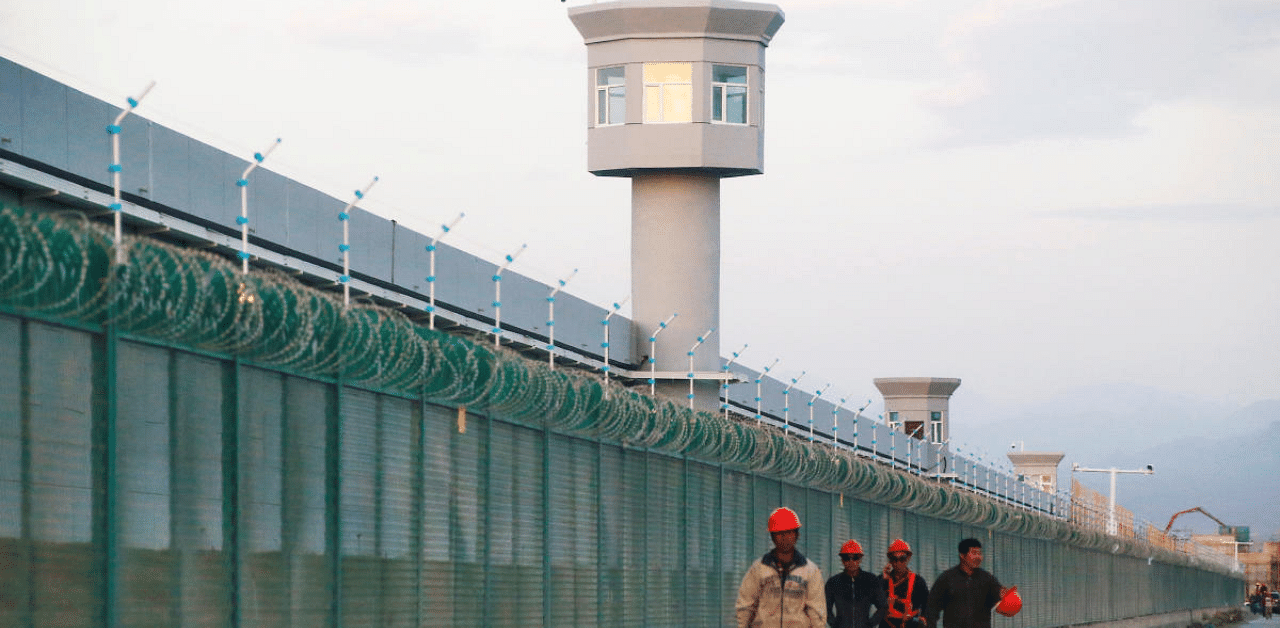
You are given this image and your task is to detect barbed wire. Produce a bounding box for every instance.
[0,204,1238,575]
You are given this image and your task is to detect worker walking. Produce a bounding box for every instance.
[826,539,887,628]
[878,539,928,628]
[925,538,1013,628]
[735,507,826,628]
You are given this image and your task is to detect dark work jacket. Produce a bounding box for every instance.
[924,566,1003,628]
[878,572,929,628]
[826,570,887,628]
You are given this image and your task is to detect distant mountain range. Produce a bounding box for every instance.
[948,384,1280,544]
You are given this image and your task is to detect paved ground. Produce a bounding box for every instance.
[1243,610,1280,628]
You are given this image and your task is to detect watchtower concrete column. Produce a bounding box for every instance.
[631,172,720,382]
[569,0,785,410]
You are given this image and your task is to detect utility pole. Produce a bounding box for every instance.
[1072,463,1153,536]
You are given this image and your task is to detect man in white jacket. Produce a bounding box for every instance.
[735,507,826,628]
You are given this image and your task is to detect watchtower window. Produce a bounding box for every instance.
[643,63,692,123]
[711,65,748,124]
[929,411,943,443]
[596,66,626,125]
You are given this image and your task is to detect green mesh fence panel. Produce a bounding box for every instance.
[115,341,174,628]
[283,376,332,628]
[0,205,1245,628]
[0,316,20,538]
[487,420,545,628]
[549,435,599,627]
[237,366,285,628]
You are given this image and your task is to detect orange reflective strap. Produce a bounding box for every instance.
[885,572,917,626]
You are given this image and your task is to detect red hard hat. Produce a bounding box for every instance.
[995,586,1022,617]
[767,507,802,533]
[887,539,912,557]
[840,540,864,555]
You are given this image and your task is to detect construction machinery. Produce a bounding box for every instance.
[1165,507,1229,533]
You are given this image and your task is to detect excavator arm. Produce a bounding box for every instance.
[1164,507,1229,533]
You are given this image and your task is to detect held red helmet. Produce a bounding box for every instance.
[840,540,864,555]
[887,539,913,557]
[767,507,802,533]
[995,586,1022,617]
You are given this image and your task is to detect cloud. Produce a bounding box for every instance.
[770,2,964,80]
[1042,203,1280,223]
[288,4,481,59]
[286,1,587,65]
[924,0,1280,144]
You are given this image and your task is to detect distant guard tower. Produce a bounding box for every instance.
[1006,448,1066,493]
[569,1,785,410]
[873,377,961,444]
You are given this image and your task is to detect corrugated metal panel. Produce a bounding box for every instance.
[311,194,346,270]
[147,123,192,211]
[0,59,23,153]
[19,68,69,173]
[248,168,291,248]
[119,115,154,200]
[185,140,236,228]
[389,222,428,293]
[283,184,324,261]
[433,240,500,324]
[64,87,113,189]
[348,207,393,283]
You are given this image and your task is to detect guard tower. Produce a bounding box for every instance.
[569,1,785,409]
[873,377,961,444]
[1006,449,1066,493]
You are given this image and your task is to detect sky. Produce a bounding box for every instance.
[1,1,1278,427]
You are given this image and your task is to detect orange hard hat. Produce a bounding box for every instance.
[840,540,864,555]
[887,539,912,557]
[995,586,1022,617]
[767,507,802,532]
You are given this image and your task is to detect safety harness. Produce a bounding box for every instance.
[885,572,919,628]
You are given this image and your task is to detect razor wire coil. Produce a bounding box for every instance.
[0,205,1234,575]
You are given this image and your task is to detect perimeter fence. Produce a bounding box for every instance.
[0,205,1243,627]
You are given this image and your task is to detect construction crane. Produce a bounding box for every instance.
[1164,507,1229,533]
